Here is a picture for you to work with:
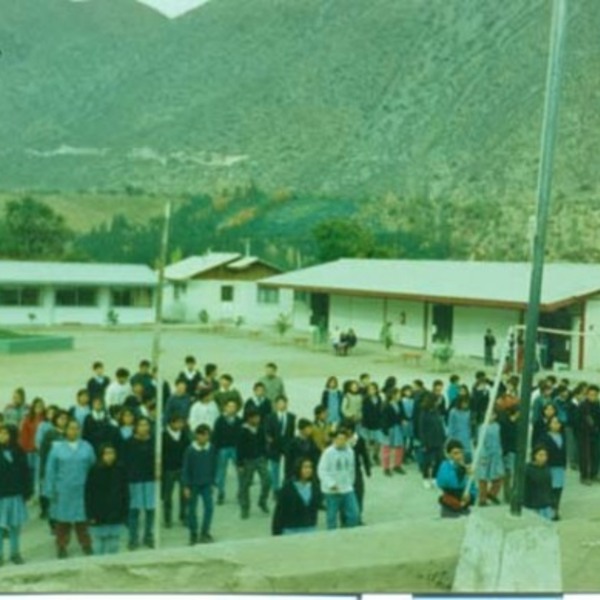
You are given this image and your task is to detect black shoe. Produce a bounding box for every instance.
[384,469,393,477]
[488,495,501,505]
[258,502,269,514]
[83,547,93,556]
[128,541,139,551]
[143,538,155,549]
[241,510,250,520]
[200,533,214,543]
[57,548,68,560]
[189,534,198,546]
[217,494,225,506]
[165,521,173,529]
[393,466,406,475]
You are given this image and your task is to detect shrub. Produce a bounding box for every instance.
[198,309,210,324]
[275,313,292,337]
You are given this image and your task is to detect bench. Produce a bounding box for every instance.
[293,337,310,347]
[401,352,422,366]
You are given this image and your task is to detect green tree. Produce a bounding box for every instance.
[0,197,73,260]
[312,218,378,262]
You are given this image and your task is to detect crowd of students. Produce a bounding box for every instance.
[1,357,599,566]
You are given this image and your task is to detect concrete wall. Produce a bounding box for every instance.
[330,295,385,341]
[163,280,293,327]
[452,306,521,358]
[584,296,600,370]
[386,299,427,348]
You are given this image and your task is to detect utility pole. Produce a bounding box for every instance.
[152,200,172,547]
[511,0,568,516]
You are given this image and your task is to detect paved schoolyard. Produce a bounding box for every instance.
[0,325,598,568]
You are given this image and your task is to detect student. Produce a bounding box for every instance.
[400,385,416,462]
[123,418,156,550]
[358,373,371,397]
[105,368,132,407]
[532,402,557,446]
[19,397,45,497]
[82,397,121,455]
[312,405,333,453]
[578,384,600,485]
[44,419,96,558]
[178,356,203,398]
[419,393,446,489]
[189,387,220,433]
[264,396,296,495]
[259,362,286,404]
[321,376,343,427]
[345,420,371,523]
[214,374,243,412]
[471,372,491,437]
[4,388,28,428]
[85,444,129,555]
[162,416,190,528]
[0,424,31,565]
[199,363,220,395]
[447,396,472,463]
[164,379,192,426]
[87,361,110,401]
[70,389,91,428]
[38,410,69,525]
[541,416,567,520]
[118,407,136,443]
[568,383,586,471]
[285,419,321,481]
[476,411,505,506]
[244,382,273,421]
[498,405,519,503]
[436,440,477,518]
[380,388,407,476]
[130,360,155,401]
[272,458,321,536]
[446,375,461,410]
[524,445,554,520]
[317,428,359,530]
[182,424,217,545]
[341,380,363,425]
[212,400,242,505]
[236,408,270,519]
[431,380,448,421]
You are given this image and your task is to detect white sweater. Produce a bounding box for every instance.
[189,401,220,433]
[317,444,355,494]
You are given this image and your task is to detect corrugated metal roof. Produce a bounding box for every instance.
[0,261,157,287]
[165,253,240,281]
[227,256,260,270]
[260,259,600,309]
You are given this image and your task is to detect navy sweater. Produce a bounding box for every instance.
[181,444,217,487]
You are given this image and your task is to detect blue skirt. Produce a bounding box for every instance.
[550,466,565,489]
[0,495,28,528]
[382,425,404,448]
[129,482,156,510]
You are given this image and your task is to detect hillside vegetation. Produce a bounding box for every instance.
[0,0,599,265]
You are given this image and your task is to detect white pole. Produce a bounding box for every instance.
[152,200,172,550]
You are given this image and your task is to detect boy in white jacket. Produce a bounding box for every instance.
[317,428,359,529]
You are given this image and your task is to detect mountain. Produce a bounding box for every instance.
[1,0,599,207]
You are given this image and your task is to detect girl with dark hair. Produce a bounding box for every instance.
[122,417,156,550]
[85,444,129,554]
[540,416,567,520]
[4,388,27,428]
[419,392,446,489]
[361,382,383,464]
[475,410,505,506]
[380,388,407,476]
[0,424,31,565]
[524,445,554,520]
[19,397,45,498]
[272,458,321,535]
[436,439,476,518]
[321,376,342,426]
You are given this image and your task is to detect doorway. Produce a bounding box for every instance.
[539,307,574,368]
[432,304,453,343]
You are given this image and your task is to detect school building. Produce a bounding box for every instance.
[0,261,157,326]
[163,252,293,326]
[260,259,600,371]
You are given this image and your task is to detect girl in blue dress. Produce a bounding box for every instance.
[0,425,30,565]
[321,376,343,427]
[475,410,505,506]
[541,416,566,520]
[400,385,416,462]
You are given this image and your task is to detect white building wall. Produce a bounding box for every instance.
[584,296,600,370]
[386,299,426,348]
[452,306,520,358]
[329,295,385,341]
[292,298,312,331]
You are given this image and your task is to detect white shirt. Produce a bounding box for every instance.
[317,444,355,494]
[105,381,131,406]
[189,401,220,433]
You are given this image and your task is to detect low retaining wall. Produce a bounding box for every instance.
[0,336,74,354]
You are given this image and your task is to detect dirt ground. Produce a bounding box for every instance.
[1,325,599,592]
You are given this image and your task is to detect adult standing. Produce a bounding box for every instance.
[259,363,286,404]
[484,329,496,366]
[578,385,600,485]
[44,419,96,558]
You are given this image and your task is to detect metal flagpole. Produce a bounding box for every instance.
[510,0,568,516]
[152,200,172,548]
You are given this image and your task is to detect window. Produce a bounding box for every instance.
[55,288,98,307]
[257,286,280,305]
[173,282,187,301]
[294,290,309,303]
[221,285,234,302]
[0,287,41,306]
[111,288,153,308]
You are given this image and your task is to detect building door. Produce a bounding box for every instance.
[310,293,329,331]
[432,304,453,343]
[539,307,574,368]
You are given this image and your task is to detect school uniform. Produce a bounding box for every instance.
[82,411,121,455]
[236,424,270,517]
[476,421,505,504]
[272,478,321,535]
[122,436,155,548]
[164,393,192,424]
[349,433,371,517]
[161,427,190,526]
[130,372,155,401]
[361,395,382,442]
[177,369,203,398]
[577,399,600,482]
[212,414,242,502]
[321,389,343,425]
[342,392,363,423]
[87,375,110,401]
[0,444,30,562]
[181,442,217,541]
[523,462,554,520]
[419,409,446,480]
[44,439,96,555]
[70,405,91,429]
[3,404,28,428]
[311,419,333,453]
[447,408,472,462]
[401,396,416,459]
[265,410,296,492]
[380,401,407,472]
[285,435,321,480]
[541,430,567,516]
[214,388,243,412]
[244,396,273,421]
[498,411,518,502]
[85,462,129,554]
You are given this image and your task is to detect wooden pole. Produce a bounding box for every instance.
[152,200,172,548]
[510,0,568,516]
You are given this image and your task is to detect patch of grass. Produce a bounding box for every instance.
[0,329,32,339]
